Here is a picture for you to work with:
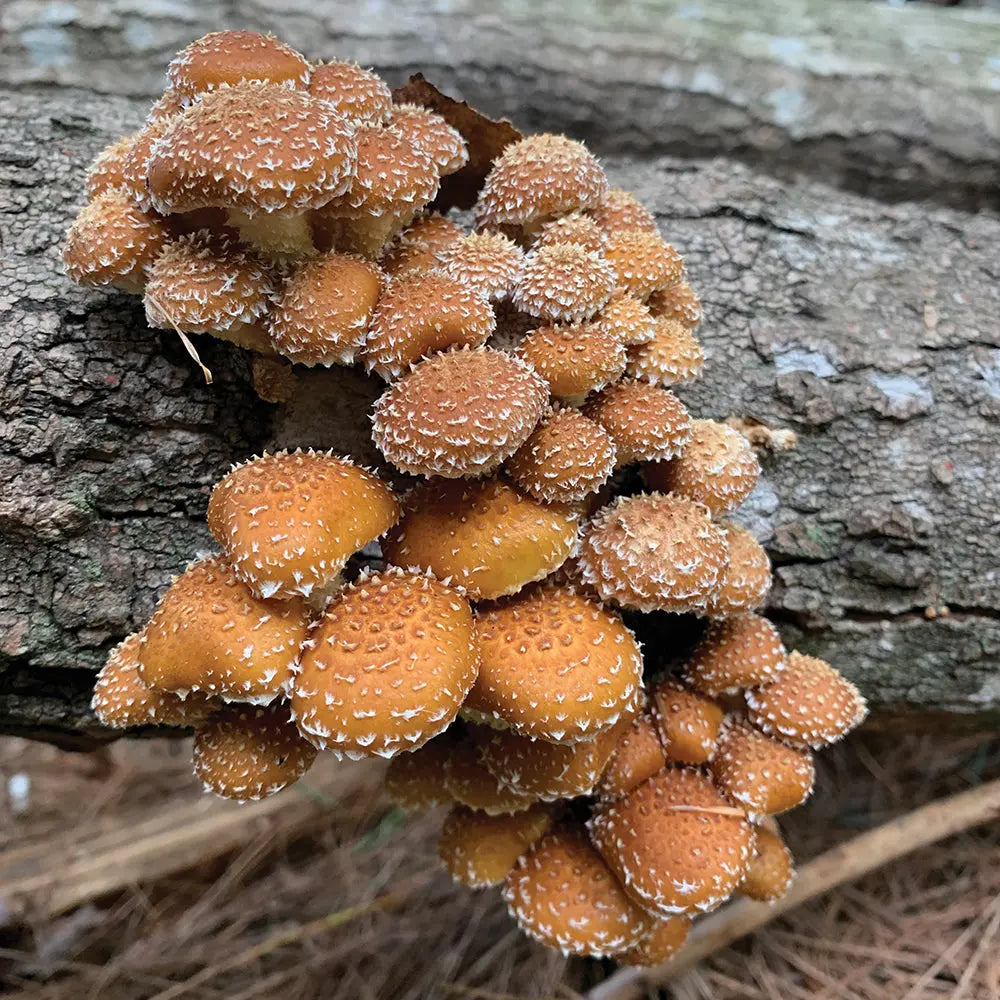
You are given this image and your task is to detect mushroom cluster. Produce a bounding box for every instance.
[81,29,868,968]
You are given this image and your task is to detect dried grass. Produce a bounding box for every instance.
[0,727,997,1000]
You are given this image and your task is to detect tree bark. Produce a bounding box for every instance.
[1,1,999,745]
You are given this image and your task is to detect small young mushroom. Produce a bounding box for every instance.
[85,135,138,199]
[439,232,525,301]
[684,613,786,696]
[512,243,616,324]
[516,324,626,406]
[207,450,400,602]
[443,728,539,815]
[647,281,703,327]
[371,348,547,478]
[290,569,479,759]
[703,524,773,617]
[382,477,579,601]
[588,187,659,236]
[389,104,469,176]
[739,825,796,903]
[503,826,655,957]
[595,294,657,347]
[746,651,868,749]
[308,60,393,123]
[577,493,729,613]
[193,701,317,801]
[379,213,464,277]
[595,709,668,802]
[604,231,685,299]
[438,802,556,888]
[614,915,692,967]
[649,679,725,765]
[626,317,705,386]
[146,88,186,123]
[534,211,606,253]
[589,767,756,916]
[383,731,457,812]
[119,115,176,213]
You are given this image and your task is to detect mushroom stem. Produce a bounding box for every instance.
[586,776,1000,1000]
[226,208,316,259]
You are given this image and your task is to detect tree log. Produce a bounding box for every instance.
[1,2,999,745]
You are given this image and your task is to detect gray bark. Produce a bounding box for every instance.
[1,0,999,744]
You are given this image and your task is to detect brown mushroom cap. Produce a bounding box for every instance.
[381,213,464,279]
[267,252,384,366]
[650,680,725,764]
[503,826,655,957]
[516,324,626,404]
[167,30,311,101]
[193,700,317,801]
[647,281,703,327]
[589,767,756,916]
[207,450,400,602]
[438,802,555,888]
[92,631,217,729]
[291,569,479,758]
[534,211,607,253]
[477,133,609,228]
[588,188,659,236]
[739,825,796,902]
[372,349,547,478]
[577,493,729,613]
[361,274,496,380]
[468,586,643,743]
[596,295,657,347]
[147,89,186,123]
[614,915,692,967]
[147,82,357,216]
[444,727,538,815]
[390,103,469,176]
[506,409,617,504]
[63,188,170,294]
[440,232,525,301]
[512,243,616,324]
[383,731,457,812]
[382,477,578,601]
[138,555,311,703]
[309,60,393,123]
[626,317,705,386]
[746,651,868,749]
[596,709,669,801]
[604,231,685,299]
[119,116,176,212]
[86,135,137,199]
[711,717,815,819]
[684,614,786,696]
[583,381,692,466]
[704,524,773,617]
[645,420,760,516]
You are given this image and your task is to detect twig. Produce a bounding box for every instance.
[586,777,1000,1000]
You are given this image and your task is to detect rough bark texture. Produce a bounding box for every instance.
[1,1,999,744]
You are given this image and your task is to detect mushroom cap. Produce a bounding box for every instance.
[138,555,311,703]
[710,717,815,819]
[291,569,479,758]
[444,727,539,815]
[506,409,617,505]
[63,188,170,293]
[144,230,275,336]
[614,915,692,967]
[361,274,496,380]
[371,348,547,478]
[147,82,357,216]
[684,613,786,696]
[207,450,400,602]
[382,477,578,601]
[746,651,868,749]
[477,133,609,228]
[309,60,393,123]
[468,586,644,743]
[595,295,657,347]
[626,317,705,386]
[650,680,725,764]
[86,135,137,199]
[511,243,616,324]
[704,524,772,617]
[589,767,756,916]
[516,324,626,403]
[193,700,317,801]
[588,188,659,236]
[383,731,457,811]
[267,252,384,366]
[645,420,760,516]
[577,493,729,613]
[583,381,692,466]
[379,213,464,277]
[438,802,555,888]
[647,281,703,327]
[503,826,655,957]
[91,631,217,730]
[440,232,525,301]
[147,88,186,123]
[390,103,469,176]
[604,231,685,299]
[739,825,796,902]
[534,211,606,253]
[167,30,311,101]
[596,709,668,802]
[120,116,176,212]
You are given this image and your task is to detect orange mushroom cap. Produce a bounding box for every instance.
[595,708,668,802]
[626,317,705,386]
[704,524,773,617]
[390,103,469,176]
[443,727,538,815]
[119,116,175,212]
[291,569,479,758]
[614,915,692,967]
[534,211,607,253]
[595,295,657,347]
[588,188,659,236]
[516,324,626,404]
[146,88,186,123]
[193,700,317,801]
[604,231,685,299]
[382,477,578,601]
[512,243,616,324]
[381,213,464,273]
[383,731,457,812]
[739,825,796,903]
[650,680,725,765]
[207,450,400,602]
[440,232,525,301]
[372,348,547,478]
[309,60,393,123]
[85,135,137,200]
[684,613,786,696]
[647,281,703,328]
[589,768,756,916]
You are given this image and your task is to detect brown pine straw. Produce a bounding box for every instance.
[587,777,1000,1000]
[142,287,214,384]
